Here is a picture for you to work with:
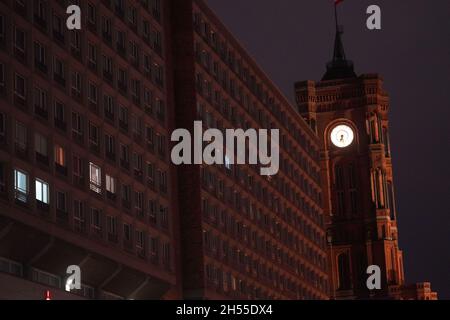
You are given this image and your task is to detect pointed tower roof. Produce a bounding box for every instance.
[322,6,357,81]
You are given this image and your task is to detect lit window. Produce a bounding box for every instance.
[54,145,66,166]
[105,174,115,194]
[89,162,101,193]
[225,155,232,170]
[35,179,49,204]
[14,169,28,202]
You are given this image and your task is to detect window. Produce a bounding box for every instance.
[133,153,143,172]
[162,243,171,267]
[151,0,161,20]
[89,163,101,193]
[143,55,151,74]
[103,94,114,119]
[32,268,61,288]
[156,133,165,157]
[0,113,5,138]
[88,82,98,105]
[0,15,4,42]
[225,155,232,170]
[14,169,28,202]
[146,162,154,186]
[53,13,64,36]
[14,74,26,99]
[14,27,26,52]
[337,253,351,290]
[72,112,83,136]
[143,21,150,40]
[148,199,157,224]
[34,0,47,20]
[87,43,97,69]
[73,200,85,230]
[134,191,143,211]
[34,87,48,113]
[0,63,4,88]
[90,208,102,232]
[106,174,116,194]
[56,191,66,212]
[89,122,99,146]
[87,3,96,24]
[123,224,132,241]
[118,69,127,92]
[102,55,113,75]
[102,17,112,37]
[35,179,49,204]
[54,100,65,123]
[35,133,48,156]
[150,237,159,261]
[73,155,83,179]
[120,144,129,166]
[119,106,128,128]
[70,32,81,52]
[34,42,46,67]
[154,63,164,85]
[121,185,131,203]
[156,99,165,122]
[54,145,66,167]
[117,31,126,50]
[146,126,154,147]
[158,170,167,193]
[105,134,115,156]
[128,6,137,25]
[107,216,117,235]
[132,116,143,137]
[71,71,82,96]
[130,41,139,62]
[136,230,144,249]
[53,57,65,82]
[15,121,27,149]
[160,206,169,228]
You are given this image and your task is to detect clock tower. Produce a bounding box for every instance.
[294,27,406,299]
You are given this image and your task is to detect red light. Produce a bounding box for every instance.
[45,290,52,300]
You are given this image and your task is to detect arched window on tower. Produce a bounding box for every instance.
[387,182,396,220]
[335,165,346,216]
[382,127,391,157]
[337,253,351,290]
[348,163,358,216]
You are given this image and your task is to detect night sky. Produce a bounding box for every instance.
[206,0,450,298]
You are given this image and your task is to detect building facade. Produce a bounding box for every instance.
[172,0,328,300]
[0,0,179,299]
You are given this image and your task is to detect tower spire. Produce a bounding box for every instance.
[322,1,356,81]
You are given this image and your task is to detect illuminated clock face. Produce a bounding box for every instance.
[330,124,354,148]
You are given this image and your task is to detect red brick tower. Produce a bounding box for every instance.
[295,27,406,299]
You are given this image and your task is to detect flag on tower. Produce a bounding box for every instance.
[335,0,344,5]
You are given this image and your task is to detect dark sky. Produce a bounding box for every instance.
[206,0,450,299]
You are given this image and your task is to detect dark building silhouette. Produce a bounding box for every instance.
[0,0,436,300]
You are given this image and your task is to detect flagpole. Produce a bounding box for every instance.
[334,3,339,33]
